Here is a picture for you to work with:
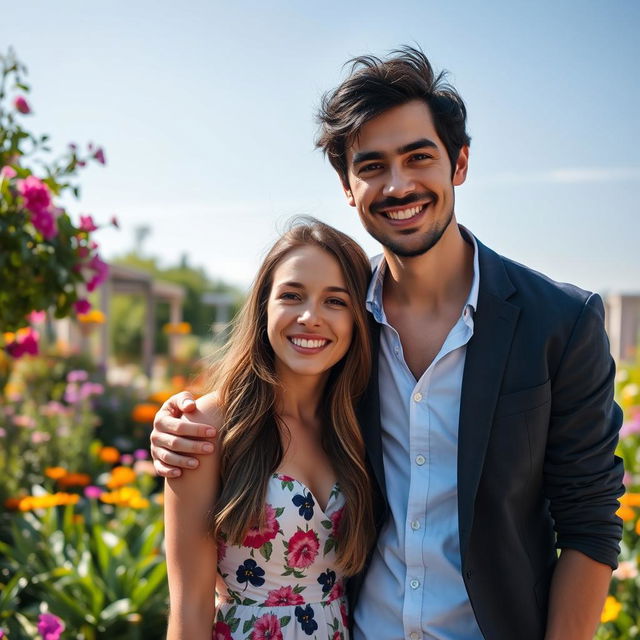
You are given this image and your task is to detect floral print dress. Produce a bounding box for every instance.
[214,473,349,640]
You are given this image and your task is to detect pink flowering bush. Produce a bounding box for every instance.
[0,49,113,358]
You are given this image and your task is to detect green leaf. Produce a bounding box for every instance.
[279,615,291,626]
[259,541,273,562]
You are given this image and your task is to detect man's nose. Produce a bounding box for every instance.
[383,165,415,198]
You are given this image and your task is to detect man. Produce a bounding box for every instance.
[150,47,623,639]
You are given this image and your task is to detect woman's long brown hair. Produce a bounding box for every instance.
[207,218,375,575]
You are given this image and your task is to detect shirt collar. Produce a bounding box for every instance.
[366,225,480,322]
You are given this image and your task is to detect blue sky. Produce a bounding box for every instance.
[3,0,639,292]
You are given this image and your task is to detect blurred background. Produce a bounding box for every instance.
[0,1,639,637]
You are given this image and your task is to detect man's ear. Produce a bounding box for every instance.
[341,177,356,207]
[452,145,469,187]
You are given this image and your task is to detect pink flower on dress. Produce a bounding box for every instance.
[217,538,227,563]
[327,580,344,603]
[330,507,344,537]
[332,632,343,640]
[287,530,319,568]
[18,175,51,214]
[340,601,348,627]
[37,613,65,640]
[264,585,305,606]
[251,613,283,640]
[13,96,31,114]
[243,503,279,548]
[212,620,233,640]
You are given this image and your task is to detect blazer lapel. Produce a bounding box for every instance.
[458,240,520,562]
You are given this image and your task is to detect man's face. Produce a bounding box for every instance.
[343,99,468,258]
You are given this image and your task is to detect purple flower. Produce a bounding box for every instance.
[134,448,149,460]
[13,96,31,114]
[120,454,134,465]
[74,298,91,314]
[93,147,106,165]
[84,485,103,499]
[67,370,89,383]
[64,384,80,404]
[37,613,65,640]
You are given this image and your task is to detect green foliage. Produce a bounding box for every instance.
[0,48,107,342]
[0,479,167,638]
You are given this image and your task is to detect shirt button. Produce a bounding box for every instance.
[415,454,426,466]
[413,392,422,402]
[410,520,420,530]
[410,579,420,589]
[410,633,421,640]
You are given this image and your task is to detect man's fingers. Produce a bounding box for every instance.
[165,390,197,414]
[154,459,182,478]
[153,412,216,439]
[155,447,201,470]
[151,430,215,454]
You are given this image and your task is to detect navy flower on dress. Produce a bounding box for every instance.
[295,604,319,635]
[235,558,265,588]
[317,569,336,594]
[292,491,315,520]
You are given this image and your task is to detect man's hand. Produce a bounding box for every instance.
[150,391,218,477]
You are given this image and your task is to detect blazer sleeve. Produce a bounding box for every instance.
[543,292,625,568]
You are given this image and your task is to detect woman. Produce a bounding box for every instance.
[164,219,376,639]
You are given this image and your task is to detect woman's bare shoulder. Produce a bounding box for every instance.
[190,391,224,431]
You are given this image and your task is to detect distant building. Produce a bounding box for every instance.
[605,294,640,363]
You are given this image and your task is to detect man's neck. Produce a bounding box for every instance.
[381,219,474,314]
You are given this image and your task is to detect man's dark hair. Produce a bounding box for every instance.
[316,45,471,184]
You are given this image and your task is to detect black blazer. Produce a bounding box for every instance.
[352,238,624,640]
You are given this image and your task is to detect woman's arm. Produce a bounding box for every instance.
[164,394,223,639]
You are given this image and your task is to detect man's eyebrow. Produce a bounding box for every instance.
[352,138,438,165]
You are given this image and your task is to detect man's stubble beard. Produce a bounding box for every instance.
[364,205,455,258]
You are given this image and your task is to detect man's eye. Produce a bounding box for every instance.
[359,163,383,173]
[410,153,432,161]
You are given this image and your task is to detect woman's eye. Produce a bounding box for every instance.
[280,292,300,301]
[327,298,347,307]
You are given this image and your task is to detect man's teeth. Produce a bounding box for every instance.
[291,337,328,349]
[385,205,423,220]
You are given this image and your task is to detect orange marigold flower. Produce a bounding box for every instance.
[3,497,21,510]
[148,390,173,404]
[620,492,640,507]
[45,467,68,480]
[616,505,636,521]
[98,446,120,463]
[57,473,91,488]
[106,466,137,489]
[601,595,622,623]
[636,519,640,536]
[128,496,150,509]
[78,309,105,324]
[131,403,160,423]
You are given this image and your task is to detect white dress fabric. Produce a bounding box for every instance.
[214,473,349,640]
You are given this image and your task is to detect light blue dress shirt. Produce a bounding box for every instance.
[353,230,483,640]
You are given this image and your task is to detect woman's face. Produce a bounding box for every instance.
[266,245,355,383]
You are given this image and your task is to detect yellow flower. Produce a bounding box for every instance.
[620,492,640,507]
[106,466,137,489]
[148,390,174,404]
[131,403,160,423]
[44,467,68,480]
[98,446,120,464]
[163,322,191,335]
[99,486,148,508]
[601,595,622,623]
[636,519,640,536]
[616,505,636,521]
[78,310,105,324]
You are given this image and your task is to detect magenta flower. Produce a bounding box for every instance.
[134,448,148,460]
[84,485,103,499]
[620,419,640,438]
[31,207,58,240]
[0,165,17,179]
[93,147,106,165]
[79,215,98,232]
[37,613,65,640]
[86,255,109,292]
[28,310,46,324]
[13,95,31,114]
[120,454,134,465]
[5,328,39,358]
[74,298,91,314]
[17,176,51,214]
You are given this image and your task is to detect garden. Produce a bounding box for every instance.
[1,48,639,639]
